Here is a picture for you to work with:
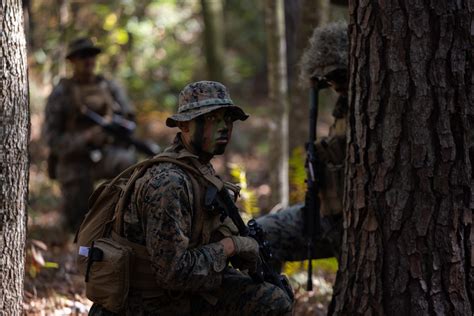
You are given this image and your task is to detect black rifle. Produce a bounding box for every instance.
[303,78,329,291]
[82,108,160,157]
[206,186,294,302]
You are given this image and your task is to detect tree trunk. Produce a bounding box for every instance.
[0,1,30,315]
[332,1,473,315]
[58,0,70,77]
[265,0,290,209]
[201,0,225,83]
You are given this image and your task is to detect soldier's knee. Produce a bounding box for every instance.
[257,284,293,316]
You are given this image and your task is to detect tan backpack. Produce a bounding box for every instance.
[75,155,204,312]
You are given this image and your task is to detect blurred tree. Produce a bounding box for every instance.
[265,0,290,209]
[286,0,330,155]
[200,0,224,83]
[0,1,29,315]
[331,0,473,315]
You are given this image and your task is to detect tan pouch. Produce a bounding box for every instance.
[84,238,132,313]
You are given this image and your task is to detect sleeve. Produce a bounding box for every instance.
[42,83,90,156]
[140,167,227,292]
[107,79,135,119]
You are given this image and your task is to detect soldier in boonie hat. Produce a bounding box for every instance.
[66,37,102,59]
[166,81,249,128]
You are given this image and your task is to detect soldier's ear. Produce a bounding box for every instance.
[177,121,190,132]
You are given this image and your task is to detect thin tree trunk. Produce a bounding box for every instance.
[201,0,225,83]
[0,1,30,315]
[286,0,330,158]
[332,0,473,315]
[265,0,290,209]
[58,0,70,77]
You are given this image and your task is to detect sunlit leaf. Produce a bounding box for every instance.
[31,239,48,251]
[103,13,118,31]
[31,246,45,266]
[44,262,59,269]
[114,29,129,45]
[228,163,260,217]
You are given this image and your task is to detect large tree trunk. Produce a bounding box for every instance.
[332,0,473,315]
[0,1,30,315]
[265,0,290,209]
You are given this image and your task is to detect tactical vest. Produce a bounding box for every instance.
[318,116,346,217]
[75,151,238,312]
[47,77,120,178]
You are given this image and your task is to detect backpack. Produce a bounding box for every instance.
[75,154,206,312]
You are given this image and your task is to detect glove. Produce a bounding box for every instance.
[216,217,239,237]
[230,236,260,273]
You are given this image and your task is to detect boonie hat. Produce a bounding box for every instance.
[166,81,249,127]
[66,37,102,59]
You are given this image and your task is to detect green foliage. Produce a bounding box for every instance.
[228,163,260,217]
[289,146,306,204]
[28,0,267,118]
[283,258,339,277]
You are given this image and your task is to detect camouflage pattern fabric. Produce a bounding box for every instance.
[256,204,342,271]
[43,76,136,231]
[89,136,292,315]
[166,80,248,127]
[89,268,292,316]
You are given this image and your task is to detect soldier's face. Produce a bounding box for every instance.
[70,54,97,77]
[325,69,348,96]
[188,109,234,156]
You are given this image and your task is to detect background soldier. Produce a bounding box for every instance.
[89,81,293,315]
[43,37,137,232]
[257,21,348,270]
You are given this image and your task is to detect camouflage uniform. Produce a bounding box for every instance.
[257,22,348,268]
[43,38,136,231]
[89,81,293,315]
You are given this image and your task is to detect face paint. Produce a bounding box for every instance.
[189,108,233,157]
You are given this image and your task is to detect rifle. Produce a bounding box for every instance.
[81,108,160,157]
[206,186,294,302]
[303,78,329,291]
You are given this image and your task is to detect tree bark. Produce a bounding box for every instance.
[0,1,30,315]
[265,0,290,209]
[332,1,473,315]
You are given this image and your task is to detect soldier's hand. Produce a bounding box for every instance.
[83,126,109,147]
[229,236,260,272]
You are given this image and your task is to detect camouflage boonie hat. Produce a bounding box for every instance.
[66,37,102,59]
[166,81,249,127]
[300,21,348,82]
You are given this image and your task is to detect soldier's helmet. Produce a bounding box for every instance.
[66,37,102,59]
[300,21,348,82]
[166,81,249,127]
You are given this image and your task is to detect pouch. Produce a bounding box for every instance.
[82,238,132,313]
